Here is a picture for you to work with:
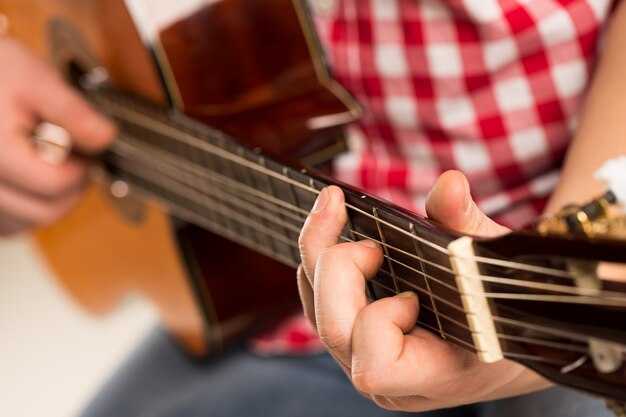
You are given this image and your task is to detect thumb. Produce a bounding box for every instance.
[425,170,509,237]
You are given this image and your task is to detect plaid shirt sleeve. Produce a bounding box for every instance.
[249,0,616,356]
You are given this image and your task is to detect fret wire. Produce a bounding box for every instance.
[192,140,220,228]
[373,207,400,294]
[378,259,619,346]
[110,157,624,349]
[369,281,590,357]
[343,230,626,301]
[341,231,458,291]
[110,148,304,235]
[114,143,457,286]
[96,94,452,255]
[371,279,469,330]
[410,223,446,340]
[116,173,299,268]
[352,249,623,346]
[111,137,310,221]
[97,94,624,288]
[371,278,477,350]
[112,155,303,238]
[238,146,274,251]
[96,92,595,282]
[120,130,608,296]
[419,322,477,351]
[379,248,626,308]
[112,141,626,304]
[112,140,626,303]
[112,158,300,248]
[175,205,299,269]
[283,167,306,262]
[220,143,255,242]
[345,214,374,300]
[372,261,467,313]
[282,166,305,265]
[181,121,220,231]
[118,144,625,312]
[254,155,281,256]
[104,95,594,282]
[374,266,591,350]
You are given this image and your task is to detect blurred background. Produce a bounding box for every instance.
[0,235,157,417]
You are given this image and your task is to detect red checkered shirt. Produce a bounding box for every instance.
[249,0,616,355]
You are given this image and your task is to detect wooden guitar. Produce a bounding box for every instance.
[2,0,626,407]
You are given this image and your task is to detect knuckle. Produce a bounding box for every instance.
[371,396,401,411]
[351,366,392,395]
[316,322,350,352]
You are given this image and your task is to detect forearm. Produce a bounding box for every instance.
[546,1,626,214]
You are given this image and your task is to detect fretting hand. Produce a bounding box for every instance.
[0,38,115,235]
[297,170,551,411]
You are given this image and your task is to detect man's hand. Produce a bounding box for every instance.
[0,38,116,235]
[297,170,551,411]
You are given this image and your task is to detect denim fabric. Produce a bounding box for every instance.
[80,327,613,417]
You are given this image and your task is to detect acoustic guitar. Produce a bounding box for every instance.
[2,0,626,408]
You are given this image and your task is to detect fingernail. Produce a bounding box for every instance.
[397,291,418,301]
[356,239,378,248]
[311,187,330,213]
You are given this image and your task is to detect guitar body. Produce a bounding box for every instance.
[5,0,626,403]
[1,0,357,356]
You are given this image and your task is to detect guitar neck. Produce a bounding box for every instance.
[86,83,626,403]
[88,84,477,353]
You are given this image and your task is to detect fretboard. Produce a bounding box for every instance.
[88,85,477,353]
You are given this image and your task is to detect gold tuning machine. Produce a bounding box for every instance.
[537,191,626,239]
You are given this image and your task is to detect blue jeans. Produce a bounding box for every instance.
[81,328,613,417]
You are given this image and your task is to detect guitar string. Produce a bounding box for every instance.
[108,143,626,305]
[128,145,598,361]
[87,94,626,371]
[370,280,589,356]
[102,116,581,284]
[332,277,596,361]
[113,158,618,359]
[111,150,624,348]
[94,94,586,281]
[117,145,626,314]
[110,145,304,234]
[108,141,626,304]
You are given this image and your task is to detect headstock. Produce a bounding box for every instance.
[470,158,626,404]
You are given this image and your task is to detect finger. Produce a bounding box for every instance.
[298,263,364,383]
[296,264,316,329]
[0,182,83,227]
[298,186,347,286]
[314,240,383,367]
[425,170,509,237]
[0,135,88,199]
[0,215,30,236]
[351,292,467,398]
[351,292,421,396]
[15,54,116,153]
